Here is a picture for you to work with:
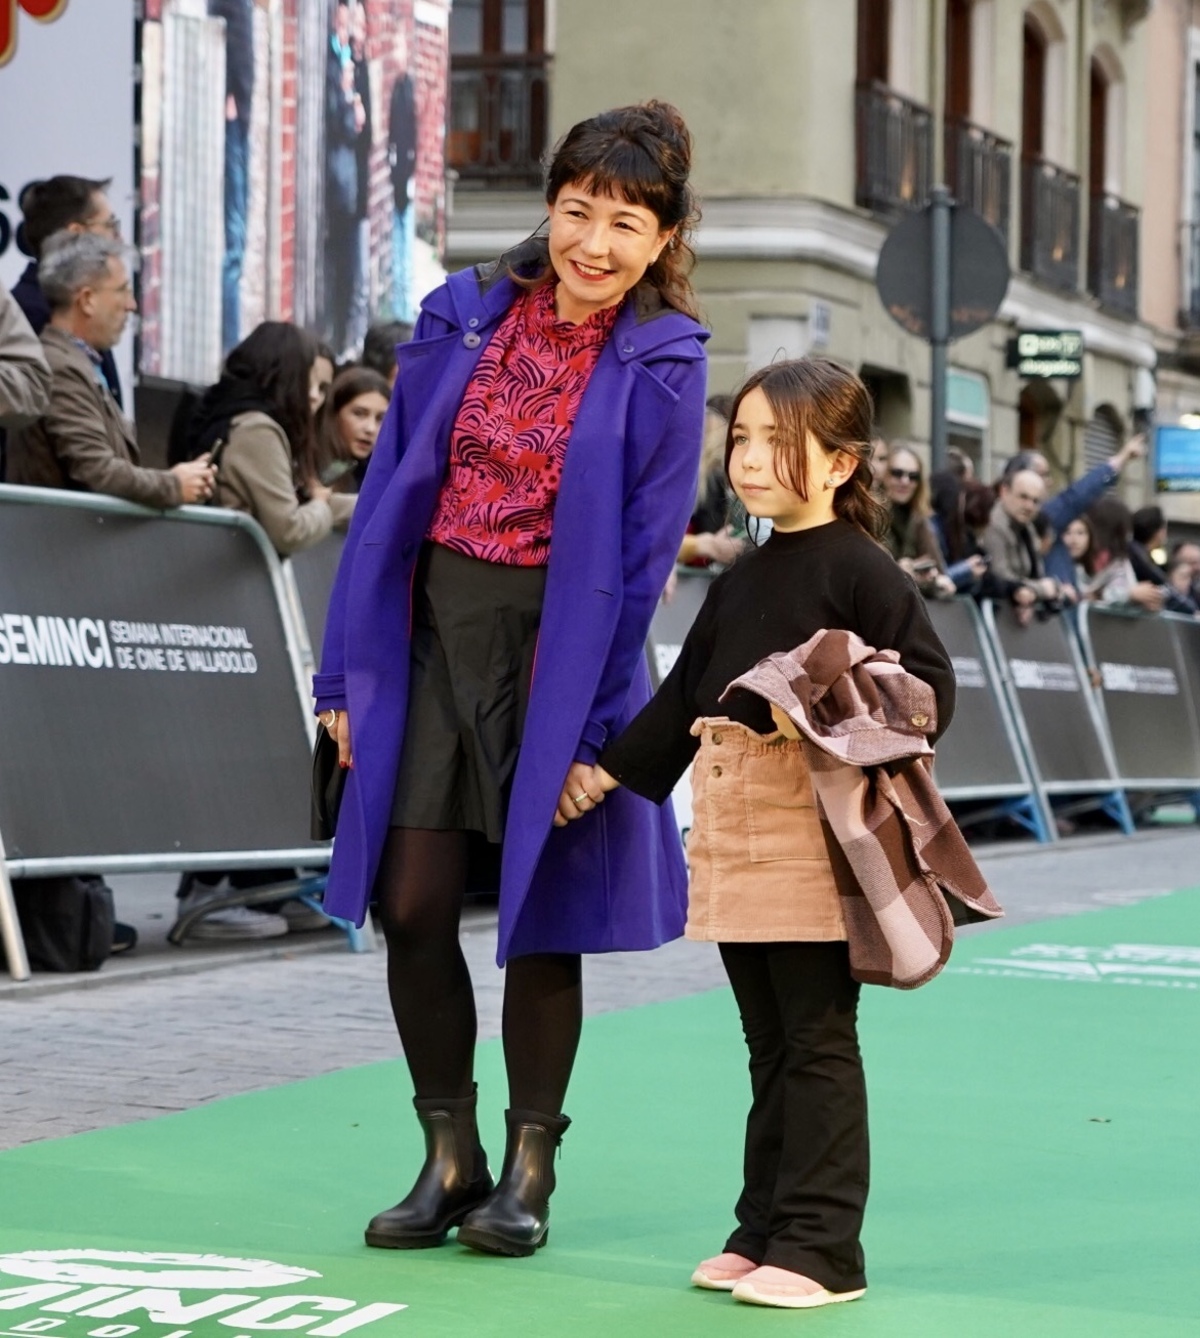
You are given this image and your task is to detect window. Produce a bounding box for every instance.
[448,0,549,186]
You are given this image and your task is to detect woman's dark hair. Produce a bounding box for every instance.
[1131,504,1165,545]
[725,358,888,540]
[224,321,319,475]
[527,100,700,317]
[318,366,392,465]
[20,175,112,257]
[961,479,995,533]
[930,468,967,561]
[1088,497,1133,569]
[362,321,412,380]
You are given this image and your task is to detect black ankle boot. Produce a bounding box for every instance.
[456,1108,570,1257]
[365,1088,494,1249]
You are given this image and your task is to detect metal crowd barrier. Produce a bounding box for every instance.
[0,485,368,982]
[647,569,1200,846]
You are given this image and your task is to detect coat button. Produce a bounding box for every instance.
[467,316,480,328]
[911,712,929,728]
[622,343,635,354]
[463,333,481,348]
[711,765,723,778]
[711,731,723,745]
[401,542,414,560]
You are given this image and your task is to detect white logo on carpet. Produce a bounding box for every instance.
[0,1250,406,1336]
[950,942,1200,988]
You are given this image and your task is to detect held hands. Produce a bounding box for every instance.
[553,761,620,828]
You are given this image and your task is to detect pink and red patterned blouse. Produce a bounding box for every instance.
[426,281,621,566]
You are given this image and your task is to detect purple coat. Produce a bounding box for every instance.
[314,245,710,963]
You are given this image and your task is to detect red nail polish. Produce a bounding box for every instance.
[339,760,349,770]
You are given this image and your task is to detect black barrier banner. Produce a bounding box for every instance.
[288,534,345,671]
[925,599,1028,795]
[0,493,322,863]
[985,602,1114,789]
[1082,607,1200,785]
[646,568,714,688]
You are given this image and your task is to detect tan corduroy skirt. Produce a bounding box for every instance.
[684,718,846,943]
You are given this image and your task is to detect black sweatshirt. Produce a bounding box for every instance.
[599,519,956,805]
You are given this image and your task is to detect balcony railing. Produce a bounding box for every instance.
[1087,193,1139,319]
[448,55,550,186]
[1020,157,1081,291]
[945,118,1012,245]
[855,82,932,217]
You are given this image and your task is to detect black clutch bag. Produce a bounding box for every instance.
[311,726,346,842]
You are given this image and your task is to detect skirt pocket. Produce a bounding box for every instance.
[742,738,829,863]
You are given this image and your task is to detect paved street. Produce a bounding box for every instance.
[2,826,1197,1150]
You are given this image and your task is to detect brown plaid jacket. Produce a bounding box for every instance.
[724,628,1003,989]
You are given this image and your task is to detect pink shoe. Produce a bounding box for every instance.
[731,1265,866,1309]
[690,1251,758,1291]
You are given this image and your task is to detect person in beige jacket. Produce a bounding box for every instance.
[185,321,355,556]
[7,231,215,506]
[0,284,51,428]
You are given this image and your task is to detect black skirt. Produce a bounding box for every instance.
[390,542,546,841]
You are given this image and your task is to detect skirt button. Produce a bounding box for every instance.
[711,765,723,778]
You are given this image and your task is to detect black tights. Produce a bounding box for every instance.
[375,828,582,1114]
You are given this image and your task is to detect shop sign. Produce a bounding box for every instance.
[1006,330,1084,379]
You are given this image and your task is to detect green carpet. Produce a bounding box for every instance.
[3,891,1200,1337]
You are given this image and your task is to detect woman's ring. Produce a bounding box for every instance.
[572,793,589,807]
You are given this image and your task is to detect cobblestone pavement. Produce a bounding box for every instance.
[2,827,1197,1149]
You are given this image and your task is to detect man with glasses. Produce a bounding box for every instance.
[10,175,125,410]
[7,230,215,508]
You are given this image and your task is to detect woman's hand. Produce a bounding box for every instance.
[320,708,353,769]
[553,762,620,827]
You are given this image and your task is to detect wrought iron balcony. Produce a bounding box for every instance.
[945,118,1011,245]
[1020,157,1081,292]
[855,82,932,217]
[1087,193,1139,320]
[448,55,550,186]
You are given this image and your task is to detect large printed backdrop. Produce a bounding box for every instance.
[138,0,450,384]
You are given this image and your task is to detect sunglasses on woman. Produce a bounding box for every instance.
[889,468,921,483]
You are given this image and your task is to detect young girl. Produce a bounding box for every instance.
[570,358,956,1309]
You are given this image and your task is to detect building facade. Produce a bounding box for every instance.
[445,0,1200,514]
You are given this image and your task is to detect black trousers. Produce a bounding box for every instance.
[718,941,868,1293]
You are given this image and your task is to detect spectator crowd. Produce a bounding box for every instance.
[0,173,410,949]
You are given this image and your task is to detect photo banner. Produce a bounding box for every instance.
[138,0,451,384]
[0,0,137,398]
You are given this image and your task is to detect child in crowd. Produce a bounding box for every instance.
[569,358,956,1309]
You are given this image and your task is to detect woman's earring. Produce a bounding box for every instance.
[824,477,836,490]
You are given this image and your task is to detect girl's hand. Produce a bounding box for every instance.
[769,704,801,740]
[553,762,619,827]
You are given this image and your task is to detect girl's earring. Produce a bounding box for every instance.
[824,477,836,490]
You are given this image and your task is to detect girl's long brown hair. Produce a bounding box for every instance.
[725,358,888,539]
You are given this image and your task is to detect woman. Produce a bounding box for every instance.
[317,365,391,493]
[1056,515,1094,593]
[1081,499,1164,612]
[930,468,989,593]
[881,444,954,597]
[193,321,355,556]
[314,101,708,1258]
[309,342,337,417]
[677,394,744,567]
